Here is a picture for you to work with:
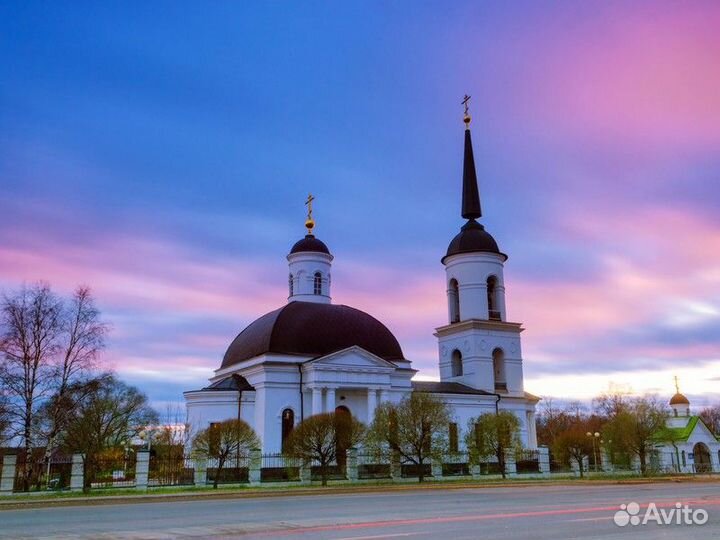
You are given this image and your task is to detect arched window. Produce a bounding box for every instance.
[681,450,686,467]
[487,276,499,320]
[451,349,463,377]
[281,408,294,451]
[493,348,506,390]
[674,408,678,417]
[448,422,459,453]
[288,274,294,296]
[448,279,460,323]
[313,272,322,295]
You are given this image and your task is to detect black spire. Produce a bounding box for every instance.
[460,95,481,220]
[461,126,482,220]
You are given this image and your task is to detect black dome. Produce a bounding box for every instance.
[290,234,330,254]
[442,219,506,263]
[221,301,405,369]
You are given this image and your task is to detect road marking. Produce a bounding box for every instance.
[249,498,720,537]
[335,533,417,540]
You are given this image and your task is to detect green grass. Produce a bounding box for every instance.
[2,471,716,506]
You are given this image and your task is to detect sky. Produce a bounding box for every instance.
[1,1,719,410]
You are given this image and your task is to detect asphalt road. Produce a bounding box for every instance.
[1,482,719,539]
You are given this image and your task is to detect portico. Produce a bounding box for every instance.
[301,346,408,423]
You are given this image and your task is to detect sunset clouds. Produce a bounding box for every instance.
[1,1,718,407]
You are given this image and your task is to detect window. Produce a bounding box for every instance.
[281,408,294,451]
[313,272,322,295]
[288,274,293,296]
[448,279,460,323]
[493,348,506,390]
[451,349,463,377]
[449,423,459,453]
[674,409,678,417]
[487,276,500,320]
[681,450,687,467]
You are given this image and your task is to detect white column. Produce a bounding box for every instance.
[326,387,336,412]
[312,387,323,415]
[367,388,378,424]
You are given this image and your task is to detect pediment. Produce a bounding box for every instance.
[304,346,398,371]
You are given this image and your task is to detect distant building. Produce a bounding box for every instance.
[184,107,539,453]
[651,384,720,473]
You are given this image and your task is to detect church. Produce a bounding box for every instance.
[184,105,540,453]
[651,383,720,473]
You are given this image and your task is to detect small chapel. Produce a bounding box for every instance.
[184,104,540,452]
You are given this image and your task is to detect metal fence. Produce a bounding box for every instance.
[260,453,301,482]
[88,456,136,489]
[206,455,249,485]
[356,451,392,479]
[12,454,73,492]
[516,449,540,474]
[149,455,194,487]
[442,451,470,476]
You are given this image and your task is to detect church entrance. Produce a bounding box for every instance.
[693,443,712,473]
[335,406,351,471]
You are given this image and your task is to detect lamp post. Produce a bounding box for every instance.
[586,432,600,472]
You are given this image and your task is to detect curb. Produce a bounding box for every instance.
[2,476,718,510]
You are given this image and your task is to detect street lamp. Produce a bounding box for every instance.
[586,432,600,472]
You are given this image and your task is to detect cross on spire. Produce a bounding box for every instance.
[304,193,316,235]
[462,94,471,115]
[674,375,680,394]
[462,94,472,128]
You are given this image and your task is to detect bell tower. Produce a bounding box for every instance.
[287,194,333,304]
[435,97,525,396]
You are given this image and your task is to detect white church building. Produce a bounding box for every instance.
[185,109,540,453]
[651,385,720,473]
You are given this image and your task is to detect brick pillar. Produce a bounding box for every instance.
[135,450,150,490]
[390,450,402,481]
[300,462,311,485]
[0,454,17,494]
[470,461,481,479]
[601,449,614,473]
[193,457,207,486]
[504,449,517,477]
[70,454,85,492]
[538,446,550,476]
[431,456,442,479]
[248,449,261,486]
[346,447,358,482]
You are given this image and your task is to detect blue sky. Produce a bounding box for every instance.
[2,1,720,409]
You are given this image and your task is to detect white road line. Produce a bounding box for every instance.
[335,533,418,540]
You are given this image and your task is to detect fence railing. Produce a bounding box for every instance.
[149,455,194,487]
[87,456,136,489]
[12,455,73,492]
[7,447,714,494]
[260,453,301,482]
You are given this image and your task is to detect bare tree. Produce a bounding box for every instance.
[0,284,62,488]
[552,427,594,477]
[0,392,10,445]
[594,388,631,419]
[41,286,108,463]
[284,412,365,486]
[368,393,451,482]
[192,419,259,489]
[465,411,521,479]
[60,374,158,492]
[699,405,720,436]
[602,395,667,475]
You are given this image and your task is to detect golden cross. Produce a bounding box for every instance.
[462,94,471,116]
[674,375,680,394]
[305,193,315,220]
